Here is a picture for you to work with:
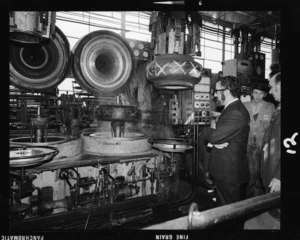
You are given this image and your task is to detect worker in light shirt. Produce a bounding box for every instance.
[243,82,275,198]
[244,67,281,230]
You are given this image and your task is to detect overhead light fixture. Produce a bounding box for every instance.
[153,0,203,5]
[153,1,184,4]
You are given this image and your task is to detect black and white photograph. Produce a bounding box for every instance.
[4,1,300,239]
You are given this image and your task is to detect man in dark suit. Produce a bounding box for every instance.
[206,75,250,206]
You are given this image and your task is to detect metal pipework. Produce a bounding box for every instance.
[30,106,48,143]
[143,191,280,229]
[111,121,125,138]
[95,104,141,138]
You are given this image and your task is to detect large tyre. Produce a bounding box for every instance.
[72,30,134,96]
[9,26,70,91]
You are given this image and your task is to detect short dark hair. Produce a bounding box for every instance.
[274,72,281,84]
[218,75,241,98]
[252,83,268,93]
[269,63,281,78]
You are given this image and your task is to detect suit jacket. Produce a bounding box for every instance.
[261,107,281,189]
[207,99,250,185]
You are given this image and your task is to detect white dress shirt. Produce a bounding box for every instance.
[224,98,239,109]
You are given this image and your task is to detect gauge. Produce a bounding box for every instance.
[138,43,144,49]
[129,42,135,48]
[143,51,148,58]
[256,66,262,75]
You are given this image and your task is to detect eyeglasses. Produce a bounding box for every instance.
[215,88,227,92]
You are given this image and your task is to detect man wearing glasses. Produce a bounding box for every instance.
[206,75,250,207]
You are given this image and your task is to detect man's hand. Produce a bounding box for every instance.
[207,142,229,149]
[211,111,221,118]
[269,178,281,192]
[210,111,221,129]
[211,119,216,129]
[214,142,229,149]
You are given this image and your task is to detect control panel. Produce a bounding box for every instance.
[192,73,211,125]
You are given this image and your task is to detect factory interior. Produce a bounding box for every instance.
[7,8,297,235]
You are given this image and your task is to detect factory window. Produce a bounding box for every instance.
[200,21,232,73]
[204,59,223,73]
[124,12,151,41]
[194,57,204,67]
[225,28,234,61]
[261,37,273,78]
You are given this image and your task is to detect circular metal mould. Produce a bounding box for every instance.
[19,46,49,69]
[96,105,141,122]
[148,138,194,153]
[88,132,146,140]
[10,145,59,168]
[72,30,134,96]
[10,136,67,146]
[9,26,70,91]
[146,54,203,90]
[81,131,152,156]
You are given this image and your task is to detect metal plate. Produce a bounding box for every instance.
[149,138,193,153]
[10,136,67,146]
[10,146,59,168]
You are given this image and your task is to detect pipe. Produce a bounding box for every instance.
[143,191,280,229]
[222,26,225,63]
[234,33,239,59]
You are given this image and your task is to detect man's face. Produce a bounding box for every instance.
[252,89,266,103]
[269,75,281,102]
[214,81,226,105]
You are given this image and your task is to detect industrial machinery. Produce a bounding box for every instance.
[8,12,206,230]
[9,11,56,45]
[146,11,203,90]
[9,115,198,229]
[8,10,282,232]
[223,58,253,96]
[10,87,198,229]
